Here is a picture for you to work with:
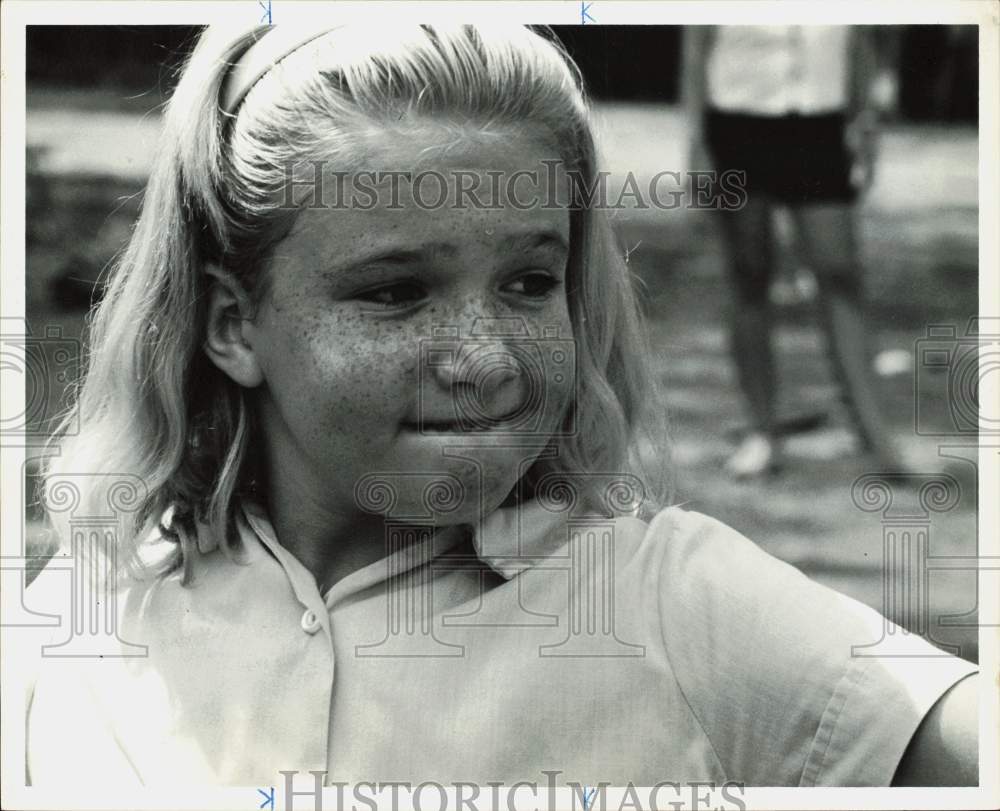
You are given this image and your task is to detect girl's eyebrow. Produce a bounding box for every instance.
[325,230,569,278]
[498,230,569,253]
[324,242,457,278]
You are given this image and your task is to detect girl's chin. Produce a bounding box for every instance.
[349,465,518,523]
[359,500,503,528]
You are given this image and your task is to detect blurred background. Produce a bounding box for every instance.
[21,25,981,660]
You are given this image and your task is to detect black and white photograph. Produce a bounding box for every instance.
[1,2,997,810]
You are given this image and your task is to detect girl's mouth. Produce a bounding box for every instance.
[403,405,529,433]
[403,420,493,433]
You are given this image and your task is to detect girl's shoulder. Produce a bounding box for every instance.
[638,504,955,671]
[631,504,807,588]
[558,504,800,602]
[635,505,978,786]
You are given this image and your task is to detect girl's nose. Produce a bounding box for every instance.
[431,340,521,388]
[429,341,529,420]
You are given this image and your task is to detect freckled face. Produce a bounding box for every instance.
[244,125,574,523]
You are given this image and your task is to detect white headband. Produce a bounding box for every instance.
[220,26,340,115]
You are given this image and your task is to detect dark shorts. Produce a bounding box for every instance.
[704,109,857,205]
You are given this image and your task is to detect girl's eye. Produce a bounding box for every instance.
[504,272,562,299]
[355,281,427,309]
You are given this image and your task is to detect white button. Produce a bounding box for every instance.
[300,609,321,635]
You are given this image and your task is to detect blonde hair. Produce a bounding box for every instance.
[43,24,671,582]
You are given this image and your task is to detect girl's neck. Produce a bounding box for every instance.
[264,481,396,594]
[256,443,397,593]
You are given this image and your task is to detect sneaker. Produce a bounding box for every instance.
[725,433,781,479]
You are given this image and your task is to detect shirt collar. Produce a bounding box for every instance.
[234,497,570,592]
[470,497,571,579]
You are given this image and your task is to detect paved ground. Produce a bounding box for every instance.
[21,97,983,661]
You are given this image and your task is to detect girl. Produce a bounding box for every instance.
[683,26,906,478]
[26,24,977,790]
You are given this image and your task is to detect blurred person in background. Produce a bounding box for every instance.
[683,26,903,478]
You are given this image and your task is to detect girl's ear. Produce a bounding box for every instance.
[203,267,265,388]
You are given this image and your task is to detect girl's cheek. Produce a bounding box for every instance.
[305,320,419,384]
[302,306,412,351]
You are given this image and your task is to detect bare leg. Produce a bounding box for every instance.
[716,196,780,474]
[790,203,905,469]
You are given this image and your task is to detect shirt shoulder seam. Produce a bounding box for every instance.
[798,651,871,786]
[652,508,732,781]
